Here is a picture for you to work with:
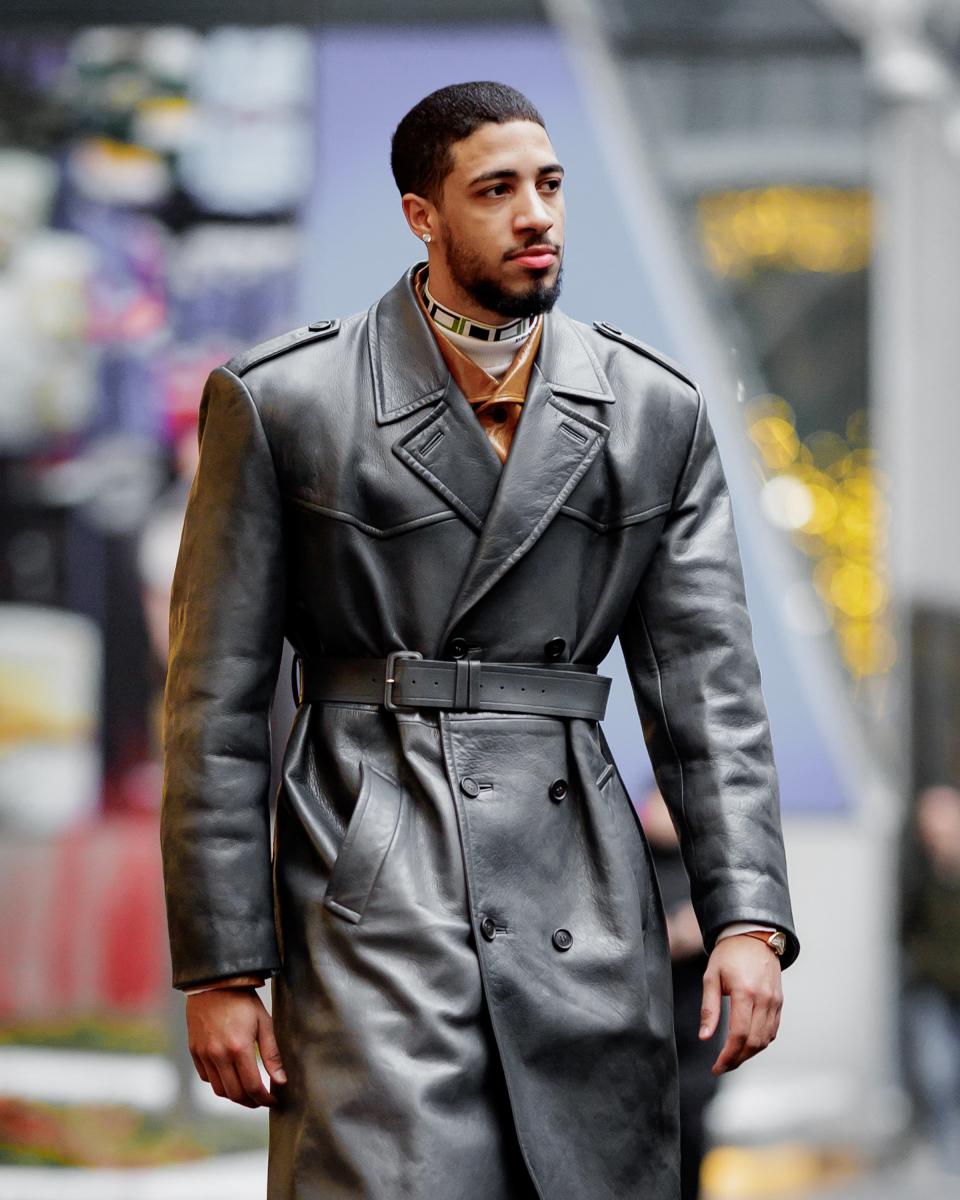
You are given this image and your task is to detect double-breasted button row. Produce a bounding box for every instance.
[462,776,567,802]
[479,918,574,951]
[448,637,469,659]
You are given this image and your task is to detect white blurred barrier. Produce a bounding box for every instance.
[0,604,102,837]
[0,1152,267,1200]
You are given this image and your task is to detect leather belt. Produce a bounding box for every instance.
[293,651,611,721]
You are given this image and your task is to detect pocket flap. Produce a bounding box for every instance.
[595,762,615,789]
[324,761,404,924]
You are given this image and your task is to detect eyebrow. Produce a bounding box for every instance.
[468,163,565,187]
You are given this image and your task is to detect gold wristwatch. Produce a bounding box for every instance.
[739,929,787,956]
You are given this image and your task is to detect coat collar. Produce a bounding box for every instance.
[372,262,617,642]
[370,261,615,425]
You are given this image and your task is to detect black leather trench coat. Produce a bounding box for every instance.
[161,262,800,1200]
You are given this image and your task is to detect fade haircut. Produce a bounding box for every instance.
[390,81,546,206]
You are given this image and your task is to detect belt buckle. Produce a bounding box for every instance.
[383,650,424,711]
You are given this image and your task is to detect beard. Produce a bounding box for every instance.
[439,227,564,320]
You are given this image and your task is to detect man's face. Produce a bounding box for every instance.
[433,119,565,320]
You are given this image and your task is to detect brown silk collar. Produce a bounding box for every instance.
[413,268,543,464]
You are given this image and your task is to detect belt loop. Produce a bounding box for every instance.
[453,659,469,707]
[467,659,481,707]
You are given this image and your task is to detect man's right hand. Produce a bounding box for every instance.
[186,987,287,1108]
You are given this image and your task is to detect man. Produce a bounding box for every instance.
[161,81,799,1200]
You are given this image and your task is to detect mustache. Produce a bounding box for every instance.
[505,240,562,259]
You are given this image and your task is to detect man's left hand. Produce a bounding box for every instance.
[699,935,783,1075]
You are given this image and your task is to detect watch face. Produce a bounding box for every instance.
[770,931,787,955]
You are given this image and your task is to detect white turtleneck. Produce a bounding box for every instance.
[434,323,528,379]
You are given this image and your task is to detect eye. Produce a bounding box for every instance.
[482,183,510,197]
[541,178,562,192]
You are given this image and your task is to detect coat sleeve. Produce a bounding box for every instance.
[160,365,286,991]
[617,383,800,970]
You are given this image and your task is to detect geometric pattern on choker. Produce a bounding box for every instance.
[420,274,536,343]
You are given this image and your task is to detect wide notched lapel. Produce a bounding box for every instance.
[392,375,504,532]
[373,262,618,646]
[377,263,504,530]
[437,303,618,647]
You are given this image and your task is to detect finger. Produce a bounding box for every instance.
[234,1046,276,1107]
[712,988,752,1075]
[257,1008,288,1086]
[723,981,780,1072]
[190,1049,209,1083]
[203,1057,227,1099]
[699,970,722,1039]
[736,994,773,1069]
[752,974,781,1051]
[763,989,783,1045]
[216,1058,259,1108]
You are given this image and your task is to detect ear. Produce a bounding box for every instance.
[401,192,435,242]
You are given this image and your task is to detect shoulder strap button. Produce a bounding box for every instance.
[592,319,698,391]
[226,317,341,376]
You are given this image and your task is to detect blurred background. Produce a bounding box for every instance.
[1,1,959,1197]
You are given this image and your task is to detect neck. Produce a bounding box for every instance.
[418,266,536,345]
[421,258,514,327]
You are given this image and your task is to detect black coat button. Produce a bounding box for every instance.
[448,637,468,659]
[460,777,480,798]
[480,917,497,941]
[548,778,568,801]
[545,637,566,659]
[552,928,573,951]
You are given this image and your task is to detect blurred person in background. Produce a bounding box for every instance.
[161,81,799,1200]
[640,782,725,1200]
[899,783,960,1180]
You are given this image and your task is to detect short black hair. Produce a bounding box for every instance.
[390,81,546,205]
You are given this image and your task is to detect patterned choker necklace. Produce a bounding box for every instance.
[419,271,536,343]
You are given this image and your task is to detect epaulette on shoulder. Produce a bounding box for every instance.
[225,318,341,377]
[592,320,698,392]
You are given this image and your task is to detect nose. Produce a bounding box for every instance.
[514,183,554,235]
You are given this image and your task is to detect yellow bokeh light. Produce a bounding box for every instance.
[828,560,887,619]
[698,186,871,277]
[746,397,894,678]
[800,484,840,536]
[838,619,898,677]
[748,415,800,470]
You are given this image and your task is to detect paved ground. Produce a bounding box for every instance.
[0,1154,268,1200]
[1,1143,957,1199]
[3,1047,957,1200]
[804,1142,957,1199]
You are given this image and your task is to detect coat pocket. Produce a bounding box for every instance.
[323,761,404,925]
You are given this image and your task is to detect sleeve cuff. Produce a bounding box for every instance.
[183,974,267,995]
[715,921,778,941]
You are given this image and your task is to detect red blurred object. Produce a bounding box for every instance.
[162,343,240,444]
[0,812,170,1018]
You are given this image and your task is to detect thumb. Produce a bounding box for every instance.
[699,970,721,1039]
[257,1008,287,1085]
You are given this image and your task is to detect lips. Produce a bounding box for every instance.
[509,247,558,269]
